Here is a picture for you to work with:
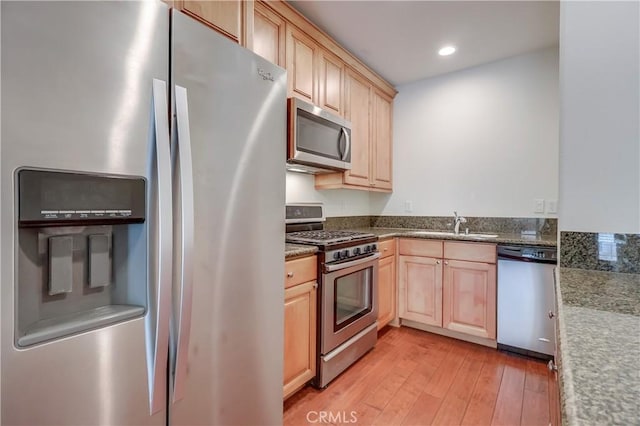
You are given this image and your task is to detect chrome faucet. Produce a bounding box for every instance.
[453,211,467,235]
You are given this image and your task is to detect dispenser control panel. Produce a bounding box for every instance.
[18,169,146,226]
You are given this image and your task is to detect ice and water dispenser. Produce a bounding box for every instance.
[16,169,147,347]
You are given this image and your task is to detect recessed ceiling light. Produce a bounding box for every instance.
[438,46,456,56]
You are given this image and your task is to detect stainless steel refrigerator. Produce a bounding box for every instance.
[1,2,286,425]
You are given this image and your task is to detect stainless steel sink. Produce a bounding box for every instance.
[464,233,499,238]
[410,231,454,236]
[410,231,498,239]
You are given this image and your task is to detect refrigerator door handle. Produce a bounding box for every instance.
[148,78,173,415]
[172,85,195,403]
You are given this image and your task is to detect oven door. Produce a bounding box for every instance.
[321,253,379,354]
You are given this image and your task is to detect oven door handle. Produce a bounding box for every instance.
[325,252,380,273]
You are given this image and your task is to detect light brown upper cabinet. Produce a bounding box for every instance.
[371,90,393,190]
[252,1,285,66]
[315,69,393,192]
[318,49,345,117]
[342,68,372,187]
[286,25,318,105]
[176,0,252,46]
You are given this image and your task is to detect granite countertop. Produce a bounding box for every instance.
[284,227,556,258]
[346,227,557,247]
[285,243,318,260]
[555,267,640,425]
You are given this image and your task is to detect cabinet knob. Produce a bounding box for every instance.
[548,311,555,319]
[548,360,558,372]
[313,282,318,289]
[287,272,294,278]
[444,261,449,265]
[384,248,388,251]
[436,260,441,264]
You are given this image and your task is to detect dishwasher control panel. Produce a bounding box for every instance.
[497,245,557,263]
[521,248,557,262]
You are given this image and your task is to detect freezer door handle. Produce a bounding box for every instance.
[148,78,173,415]
[172,85,195,403]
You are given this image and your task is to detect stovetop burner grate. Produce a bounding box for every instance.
[286,229,375,246]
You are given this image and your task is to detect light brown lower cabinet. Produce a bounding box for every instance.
[398,239,497,341]
[376,240,396,329]
[283,256,317,400]
[398,255,443,326]
[443,259,496,339]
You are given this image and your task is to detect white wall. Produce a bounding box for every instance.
[370,47,559,218]
[285,172,371,216]
[559,1,640,234]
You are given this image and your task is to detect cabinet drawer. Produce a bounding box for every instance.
[398,239,443,258]
[285,255,317,288]
[378,239,396,258]
[444,242,496,263]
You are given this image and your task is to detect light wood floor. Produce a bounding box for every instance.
[284,326,552,426]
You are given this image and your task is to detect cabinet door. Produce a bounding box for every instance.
[377,254,396,330]
[181,0,242,43]
[549,367,561,426]
[443,260,496,339]
[318,49,344,117]
[283,280,317,399]
[253,2,285,66]
[286,25,318,104]
[398,255,443,327]
[371,90,393,190]
[343,68,372,187]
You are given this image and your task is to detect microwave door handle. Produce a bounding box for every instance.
[340,127,350,161]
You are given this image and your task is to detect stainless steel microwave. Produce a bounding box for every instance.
[287,97,352,174]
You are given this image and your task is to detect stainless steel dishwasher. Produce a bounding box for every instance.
[497,245,557,359]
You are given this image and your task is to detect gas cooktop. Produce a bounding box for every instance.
[286,229,375,246]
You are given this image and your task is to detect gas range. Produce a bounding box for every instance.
[286,203,379,388]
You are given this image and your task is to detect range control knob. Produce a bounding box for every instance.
[342,250,350,259]
[333,252,340,260]
[364,245,371,253]
[354,247,361,255]
[371,244,377,251]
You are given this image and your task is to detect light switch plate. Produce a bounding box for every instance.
[534,199,545,213]
[547,199,558,214]
[405,200,413,213]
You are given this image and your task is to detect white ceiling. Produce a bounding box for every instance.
[288,1,560,86]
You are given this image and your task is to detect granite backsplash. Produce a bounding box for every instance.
[560,232,640,274]
[325,215,557,235]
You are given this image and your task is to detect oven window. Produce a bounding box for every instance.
[334,266,372,330]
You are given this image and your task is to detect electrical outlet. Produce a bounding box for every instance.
[405,200,413,213]
[547,199,557,214]
[534,199,545,214]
